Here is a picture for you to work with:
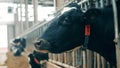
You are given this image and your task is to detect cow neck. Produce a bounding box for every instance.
[82,24,91,50]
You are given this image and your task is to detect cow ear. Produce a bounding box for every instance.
[84,8,101,19]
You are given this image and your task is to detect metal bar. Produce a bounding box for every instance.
[46,62,62,68]
[112,0,119,42]
[20,0,85,38]
[49,59,76,68]
[116,45,120,68]
[95,0,99,8]
[86,49,92,68]
[101,56,107,68]
[97,53,101,68]
[72,51,75,66]
[94,52,97,68]
[82,50,87,68]
[15,2,20,36]
[20,0,23,33]
[111,0,120,68]
[53,0,76,15]
[78,0,88,5]
[100,0,104,8]
[33,0,38,24]
[20,19,50,37]
[25,0,29,29]
[20,0,75,37]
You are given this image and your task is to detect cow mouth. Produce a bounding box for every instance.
[34,39,51,51]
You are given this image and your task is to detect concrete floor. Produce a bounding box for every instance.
[0,47,8,68]
[0,66,7,68]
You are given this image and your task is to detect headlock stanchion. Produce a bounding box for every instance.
[112,0,120,68]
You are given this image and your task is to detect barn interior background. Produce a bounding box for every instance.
[0,0,119,68]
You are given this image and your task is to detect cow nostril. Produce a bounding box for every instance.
[34,39,43,46]
[34,39,51,50]
[36,41,42,45]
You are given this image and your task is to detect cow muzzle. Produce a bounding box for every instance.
[34,39,51,51]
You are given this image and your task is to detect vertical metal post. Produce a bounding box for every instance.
[94,52,97,68]
[88,0,94,8]
[105,0,111,6]
[84,3,87,11]
[111,0,120,68]
[25,0,29,29]
[100,0,104,8]
[112,0,118,40]
[83,50,87,68]
[20,0,23,33]
[15,2,19,36]
[95,0,99,8]
[97,53,100,68]
[54,0,65,11]
[33,0,38,24]
[72,51,75,66]
[54,0,57,11]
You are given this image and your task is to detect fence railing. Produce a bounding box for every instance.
[48,46,112,68]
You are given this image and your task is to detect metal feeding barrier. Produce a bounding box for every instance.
[111,0,120,68]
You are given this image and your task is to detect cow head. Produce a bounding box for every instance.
[34,4,85,53]
[28,50,48,68]
[10,37,26,56]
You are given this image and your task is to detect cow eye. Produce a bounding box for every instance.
[61,17,71,26]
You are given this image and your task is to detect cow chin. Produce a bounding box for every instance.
[34,39,51,52]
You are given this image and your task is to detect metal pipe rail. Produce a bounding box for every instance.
[78,0,88,5]
[49,60,76,68]
[19,20,51,37]
[19,0,76,38]
[49,46,111,68]
[18,0,92,38]
[18,0,111,39]
[111,0,120,68]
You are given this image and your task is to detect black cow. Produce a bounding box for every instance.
[10,37,26,56]
[34,1,119,67]
[82,1,120,67]
[28,50,48,68]
[34,3,84,53]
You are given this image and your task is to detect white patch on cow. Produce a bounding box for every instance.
[12,47,18,53]
[61,7,76,14]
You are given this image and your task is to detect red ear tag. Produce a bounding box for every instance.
[85,25,90,36]
[34,58,40,64]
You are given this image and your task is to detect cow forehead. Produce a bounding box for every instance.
[61,7,77,14]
